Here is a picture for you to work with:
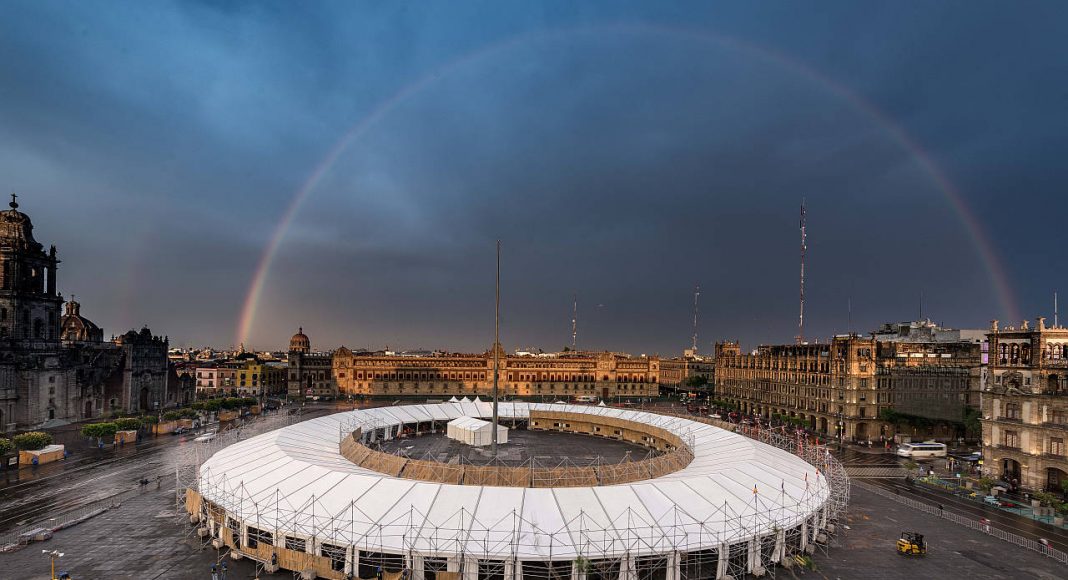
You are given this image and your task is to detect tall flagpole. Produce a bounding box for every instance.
[797,199,806,344]
[492,240,500,456]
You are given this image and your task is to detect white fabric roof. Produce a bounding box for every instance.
[448,416,492,431]
[198,403,830,559]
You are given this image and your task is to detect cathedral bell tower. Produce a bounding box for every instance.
[0,194,62,347]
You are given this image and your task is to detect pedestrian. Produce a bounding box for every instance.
[156,475,162,489]
[211,564,219,580]
[938,503,944,517]
[220,562,228,580]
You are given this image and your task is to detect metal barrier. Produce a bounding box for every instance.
[0,486,142,551]
[854,480,1068,565]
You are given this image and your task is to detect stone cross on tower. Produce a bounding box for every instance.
[9,193,18,209]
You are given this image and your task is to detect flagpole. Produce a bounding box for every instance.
[492,240,500,456]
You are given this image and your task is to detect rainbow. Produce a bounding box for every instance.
[236,23,1017,346]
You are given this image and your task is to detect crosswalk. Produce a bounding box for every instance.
[844,466,909,479]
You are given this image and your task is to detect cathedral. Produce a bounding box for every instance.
[0,195,184,431]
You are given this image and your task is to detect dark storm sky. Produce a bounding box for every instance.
[1,1,1066,354]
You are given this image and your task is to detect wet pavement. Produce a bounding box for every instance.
[0,404,338,535]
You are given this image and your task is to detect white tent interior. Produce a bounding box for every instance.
[446,416,509,446]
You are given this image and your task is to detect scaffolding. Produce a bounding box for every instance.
[177,404,848,580]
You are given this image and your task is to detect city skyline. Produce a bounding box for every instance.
[2,2,1066,352]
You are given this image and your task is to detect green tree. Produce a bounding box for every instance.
[13,431,53,451]
[81,422,118,440]
[962,407,982,440]
[0,438,13,455]
[162,411,182,421]
[684,375,709,389]
[113,417,142,431]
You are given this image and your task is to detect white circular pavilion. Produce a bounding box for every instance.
[187,402,844,580]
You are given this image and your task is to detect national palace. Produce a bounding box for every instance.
[301,330,661,401]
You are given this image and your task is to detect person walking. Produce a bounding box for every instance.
[211,564,219,580]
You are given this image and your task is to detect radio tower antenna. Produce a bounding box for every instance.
[1055,291,1059,328]
[797,199,806,344]
[571,293,578,350]
[692,284,701,352]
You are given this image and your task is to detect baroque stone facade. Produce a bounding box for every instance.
[331,345,660,400]
[714,321,984,444]
[0,196,180,430]
[287,328,336,398]
[981,318,1068,492]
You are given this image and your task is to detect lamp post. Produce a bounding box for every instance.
[43,549,63,580]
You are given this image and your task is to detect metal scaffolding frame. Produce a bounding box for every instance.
[176,406,848,580]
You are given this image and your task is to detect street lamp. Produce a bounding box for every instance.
[42,549,64,580]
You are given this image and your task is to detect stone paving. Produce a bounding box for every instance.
[2,482,1067,579]
[812,486,1066,579]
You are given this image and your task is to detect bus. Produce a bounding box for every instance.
[895,442,948,458]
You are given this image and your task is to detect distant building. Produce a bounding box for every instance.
[332,344,660,400]
[982,318,1068,492]
[0,196,177,429]
[287,328,336,399]
[659,352,714,391]
[714,320,986,444]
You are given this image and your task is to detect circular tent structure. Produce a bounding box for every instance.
[186,402,845,580]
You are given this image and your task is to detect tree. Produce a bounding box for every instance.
[113,417,142,431]
[0,438,13,456]
[162,411,182,421]
[962,407,982,440]
[978,477,996,493]
[684,375,709,389]
[13,431,53,451]
[81,422,118,440]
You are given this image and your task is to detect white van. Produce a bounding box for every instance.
[896,441,947,458]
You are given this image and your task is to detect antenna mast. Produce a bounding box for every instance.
[571,293,578,350]
[692,284,701,352]
[797,199,806,344]
[1056,291,1059,328]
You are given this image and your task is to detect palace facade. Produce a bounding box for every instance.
[982,318,1068,492]
[714,321,984,443]
[331,345,659,400]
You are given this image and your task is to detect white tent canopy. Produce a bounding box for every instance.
[196,402,834,561]
[446,416,508,446]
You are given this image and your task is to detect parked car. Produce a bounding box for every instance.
[194,430,216,443]
[172,426,186,435]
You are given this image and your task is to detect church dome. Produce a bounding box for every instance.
[0,194,41,249]
[60,300,103,343]
[289,327,311,353]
